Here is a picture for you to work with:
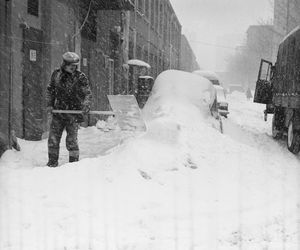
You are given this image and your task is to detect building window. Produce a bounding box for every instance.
[163,10,168,43]
[27,0,39,17]
[159,3,163,34]
[129,41,134,59]
[138,0,144,13]
[143,50,148,62]
[151,1,155,27]
[137,46,142,59]
[155,0,159,30]
[145,0,150,19]
[81,9,97,42]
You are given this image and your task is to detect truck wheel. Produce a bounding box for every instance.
[272,109,284,140]
[287,119,300,154]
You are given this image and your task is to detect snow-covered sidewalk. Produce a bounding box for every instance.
[0,125,135,168]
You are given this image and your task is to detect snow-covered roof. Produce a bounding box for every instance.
[193,70,219,81]
[127,59,151,68]
[281,26,300,44]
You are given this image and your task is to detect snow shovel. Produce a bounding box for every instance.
[50,95,146,132]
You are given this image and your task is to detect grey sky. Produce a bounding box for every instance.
[170,0,273,71]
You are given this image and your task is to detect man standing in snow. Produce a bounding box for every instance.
[246,87,252,101]
[46,52,92,167]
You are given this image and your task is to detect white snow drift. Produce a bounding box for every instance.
[0,70,300,250]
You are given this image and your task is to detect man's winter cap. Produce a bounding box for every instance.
[62,52,80,65]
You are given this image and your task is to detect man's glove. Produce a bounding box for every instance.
[82,105,90,115]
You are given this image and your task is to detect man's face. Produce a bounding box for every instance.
[64,64,77,73]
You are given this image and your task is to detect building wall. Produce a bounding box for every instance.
[7,0,80,138]
[180,35,199,72]
[246,25,275,61]
[0,0,11,145]
[50,0,80,72]
[80,8,128,123]
[10,0,43,137]
[94,10,124,110]
[128,0,182,80]
[2,0,198,140]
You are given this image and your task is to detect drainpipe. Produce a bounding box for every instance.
[133,1,137,93]
[133,1,137,59]
[121,10,130,93]
[169,14,174,69]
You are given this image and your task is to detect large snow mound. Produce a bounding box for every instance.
[1,71,300,249]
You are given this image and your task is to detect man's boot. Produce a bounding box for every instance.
[47,153,58,167]
[69,156,79,163]
[69,150,79,163]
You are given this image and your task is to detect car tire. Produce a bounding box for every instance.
[287,118,300,154]
[272,108,284,140]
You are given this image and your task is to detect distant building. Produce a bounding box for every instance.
[127,0,182,93]
[180,35,199,72]
[215,33,244,72]
[244,25,276,86]
[246,25,275,61]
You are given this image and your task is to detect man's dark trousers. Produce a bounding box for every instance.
[48,115,79,164]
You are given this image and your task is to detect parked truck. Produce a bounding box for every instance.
[254,27,300,154]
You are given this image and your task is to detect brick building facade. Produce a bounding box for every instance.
[180,35,199,72]
[0,0,12,147]
[0,0,198,142]
[127,0,182,93]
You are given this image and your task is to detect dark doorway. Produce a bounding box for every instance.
[22,27,43,140]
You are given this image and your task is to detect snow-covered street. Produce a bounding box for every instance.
[2,0,300,248]
[1,72,300,249]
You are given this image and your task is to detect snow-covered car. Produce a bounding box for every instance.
[193,70,229,117]
[193,70,220,85]
[229,84,244,93]
[143,70,218,122]
[214,85,229,118]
